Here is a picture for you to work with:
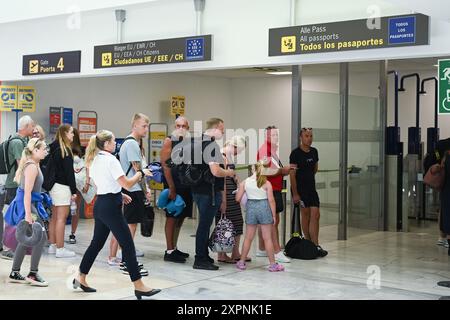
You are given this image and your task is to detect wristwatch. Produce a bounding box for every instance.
[138,169,145,178]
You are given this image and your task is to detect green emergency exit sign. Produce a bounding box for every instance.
[439,59,450,115]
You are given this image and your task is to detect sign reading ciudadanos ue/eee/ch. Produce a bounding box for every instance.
[269,13,429,56]
[94,35,212,68]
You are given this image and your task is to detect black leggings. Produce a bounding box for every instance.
[79,193,141,282]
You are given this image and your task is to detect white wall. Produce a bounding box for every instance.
[1,0,450,81]
[1,73,233,143]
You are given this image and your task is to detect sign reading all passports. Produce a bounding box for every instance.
[94,35,212,69]
[23,51,81,75]
[269,14,429,56]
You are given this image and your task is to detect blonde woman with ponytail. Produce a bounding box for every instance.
[74,130,161,299]
[234,160,285,272]
[4,138,51,286]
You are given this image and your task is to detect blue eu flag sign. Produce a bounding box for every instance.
[186,38,204,60]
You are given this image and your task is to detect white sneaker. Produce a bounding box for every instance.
[48,244,57,255]
[107,257,122,266]
[256,249,268,257]
[55,247,76,258]
[135,249,144,257]
[275,251,291,263]
[116,250,122,259]
[437,239,449,248]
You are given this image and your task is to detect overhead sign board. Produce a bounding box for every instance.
[23,51,81,75]
[94,35,212,69]
[269,14,429,56]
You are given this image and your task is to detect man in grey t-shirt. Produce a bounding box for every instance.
[109,113,151,269]
[0,116,35,260]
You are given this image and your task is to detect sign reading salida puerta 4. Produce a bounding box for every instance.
[268,14,429,56]
[94,35,212,69]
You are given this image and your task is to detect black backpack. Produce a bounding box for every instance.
[167,135,216,188]
[284,204,318,260]
[0,136,26,175]
[42,148,57,192]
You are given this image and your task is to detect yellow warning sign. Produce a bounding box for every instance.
[150,131,167,140]
[102,53,112,67]
[281,36,296,53]
[0,86,18,111]
[0,85,36,112]
[18,86,36,112]
[170,95,185,116]
[29,60,39,74]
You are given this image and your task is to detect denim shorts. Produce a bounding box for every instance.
[245,199,273,225]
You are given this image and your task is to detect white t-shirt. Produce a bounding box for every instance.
[89,151,124,195]
[244,175,268,200]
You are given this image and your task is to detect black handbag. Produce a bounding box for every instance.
[284,204,318,260]
[140,204,155,237]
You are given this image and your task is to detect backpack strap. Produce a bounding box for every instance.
[7,136,27,172]
[120,136,137,176]
[271,153,283,168]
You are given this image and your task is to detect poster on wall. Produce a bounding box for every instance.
[170,95,186,116]
[78,112,98,147]
[17,87,36,112]
[148,126,167,191]
[1,85,36,112]
[0,86,18,112]
[49,107,62,134]
[62,108,73,125]
[49,107,73,135]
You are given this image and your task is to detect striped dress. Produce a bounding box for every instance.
[215,157,244,236]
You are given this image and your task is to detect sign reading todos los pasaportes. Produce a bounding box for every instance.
[94,35,212,68]
[269,14,429,56]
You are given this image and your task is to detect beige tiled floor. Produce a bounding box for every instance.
[1,209,450,300]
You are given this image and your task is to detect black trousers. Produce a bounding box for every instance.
[79,193,141,282]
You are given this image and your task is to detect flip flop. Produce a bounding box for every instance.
[218,259,236,264]
[234,257,252,262]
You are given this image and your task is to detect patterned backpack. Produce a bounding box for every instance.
[209,215,236,253]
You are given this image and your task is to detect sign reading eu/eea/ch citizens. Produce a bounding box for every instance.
[268,13,429,56]
[94,35,212,69]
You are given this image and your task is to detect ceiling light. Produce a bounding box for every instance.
[266,71,292,75]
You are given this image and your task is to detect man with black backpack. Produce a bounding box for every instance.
[178,118,234,271]
[160,116,193,263]
[0,115,35,260]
